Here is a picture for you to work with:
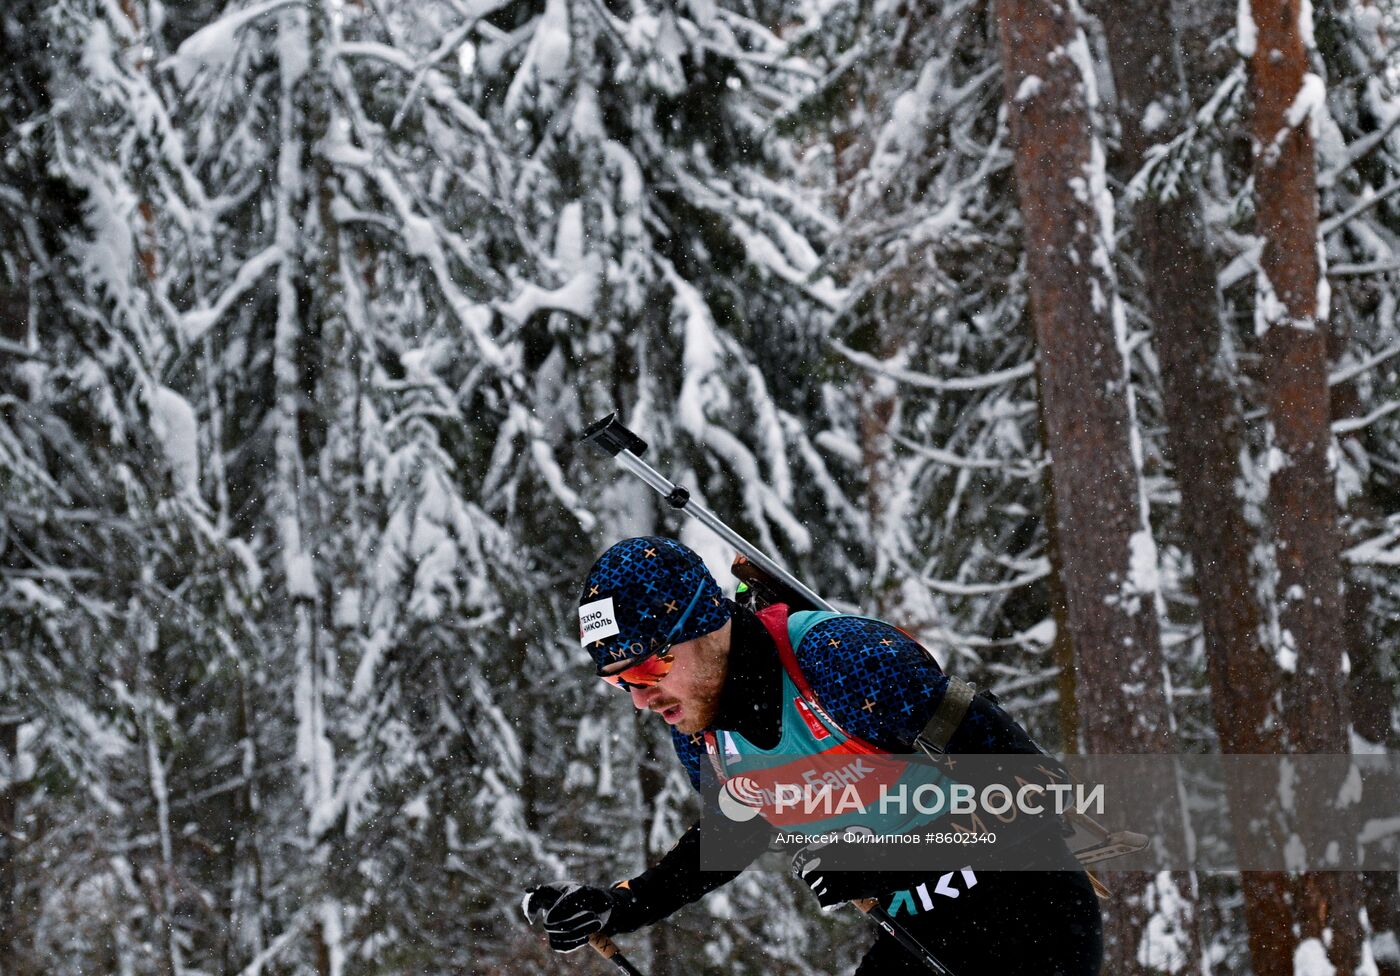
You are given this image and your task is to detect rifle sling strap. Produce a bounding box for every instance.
[916,676,976,755]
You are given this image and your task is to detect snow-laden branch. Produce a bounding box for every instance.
[82,24,217,226]
[1320,177,1400,236]
[501,0,572,119]
[498,272,598,324]
[915,560,1050,596]
[332,39,495,140]
[663,258,810,554]
[726,215,844,308]
[1332,398,1400,434]
[166,0,305,87]
[1319,97,1400,187]
[1329,259,1400,276]
[509,403,597,532]
[1330,341,1400,387]
[0,338,52,364]
[386,12,489,131]
[829,339,1036,392]
[920,619,1056,652]
[671,171,844,309]
[782,413,863,525]
[1344,517,1400,566]
[1219,238,1263,290]
[179,246,282,343]
[892,431,1043,478]
[233,911,309,976]
[333,40,414,72]
[369,168,512,371]
[1127,66,1246,205]
[886,542,1049,599]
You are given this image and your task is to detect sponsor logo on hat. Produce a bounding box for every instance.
[579,597,621,647]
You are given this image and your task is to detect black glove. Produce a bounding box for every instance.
[521,882,638,953]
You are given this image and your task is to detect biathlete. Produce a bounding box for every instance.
[523,536,1102,974]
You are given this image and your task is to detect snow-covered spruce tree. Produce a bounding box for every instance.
[1,1,299,973]
[2,7,93,969]
[446,2,863,970]
[15,0,854,972]
[0,0,523,969]
[149,0,556,969]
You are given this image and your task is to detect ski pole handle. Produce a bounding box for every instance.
[589,933,646,976]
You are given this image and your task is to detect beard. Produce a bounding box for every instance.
[656,622,732,734]
[673,682,724,734]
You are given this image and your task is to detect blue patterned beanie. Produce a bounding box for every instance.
[578,537,732,674]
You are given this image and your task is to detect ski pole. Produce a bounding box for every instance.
[851,899,958,976]
[589,933,646,976]
[581,414,834,613]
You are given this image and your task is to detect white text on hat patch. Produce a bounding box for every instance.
[579,598,620,646]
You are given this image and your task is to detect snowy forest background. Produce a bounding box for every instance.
[2,0,1400,974]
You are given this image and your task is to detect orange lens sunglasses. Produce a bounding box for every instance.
[601,651,676,691]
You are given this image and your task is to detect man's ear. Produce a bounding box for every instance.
[709,618,735,668]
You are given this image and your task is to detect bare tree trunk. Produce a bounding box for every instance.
[0,714,19,976]
[858,325,903,620]
[827,31,903,621]
[116,0,159,284]
[273,10,344,975]
[1038,410,1079,751]
[1245,1,1363,970]
[1329,266,1400,976]
[994,2,1196,971]
[1095,5,1303,974]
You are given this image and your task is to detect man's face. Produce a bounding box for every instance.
[620,620,731,734]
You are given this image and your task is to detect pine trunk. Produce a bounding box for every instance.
[1329,232,1400,976]
[858,325,902,620]
[1041,461,1080,752]
[1097,5,1302,975]
[995,2,1195,972]
[1246,1,1363,970]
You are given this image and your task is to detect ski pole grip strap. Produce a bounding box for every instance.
[915,677,976,754]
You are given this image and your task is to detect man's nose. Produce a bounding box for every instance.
[628,685,657,710]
